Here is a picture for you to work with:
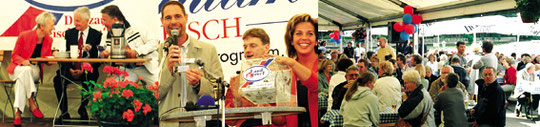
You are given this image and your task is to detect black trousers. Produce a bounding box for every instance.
[53,68,98,116]
[517,92,540,114]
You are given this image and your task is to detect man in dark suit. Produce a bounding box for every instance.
[434,73,468,127]
[450,57,470,89]
[343,42,355,58]
[53,7,102,123]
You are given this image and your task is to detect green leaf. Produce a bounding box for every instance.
[91,104,99,112]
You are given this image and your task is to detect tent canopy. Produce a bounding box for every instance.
[319,0,517,30]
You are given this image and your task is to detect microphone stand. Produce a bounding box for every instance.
[196,60,227,127]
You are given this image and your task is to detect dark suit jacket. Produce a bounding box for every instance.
[474,79,505,126]
[331,81,349,110]
[451,64,470,89]
[61,27,102,80]
[434,88,468,127]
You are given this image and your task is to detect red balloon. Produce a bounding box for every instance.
[412,14,423,24]
[393,22,404,32]
[333,35,340,40]
[329,33,335,38]
[333,30,340,35]
[404,5,413,15]
[404,24,415,34]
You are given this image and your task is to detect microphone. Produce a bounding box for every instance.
[170,28,179,46]
[196,95,216,109]
[185,95,217,111]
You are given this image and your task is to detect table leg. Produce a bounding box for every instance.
[194,115,211,127]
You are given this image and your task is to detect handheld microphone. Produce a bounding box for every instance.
[170,28,179,46]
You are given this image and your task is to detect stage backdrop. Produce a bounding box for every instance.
[0,0,318,81]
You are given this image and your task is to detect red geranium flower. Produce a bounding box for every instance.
[93,91,101,102]
[81,63,93,73]
[154,92,159,99]
[103,65,114,74]
[142,104,151,115]
[122,109,135,122]
[122,89,134,99]
[103,77,117,89]
[119,81,128,88]
[133,99,142,112]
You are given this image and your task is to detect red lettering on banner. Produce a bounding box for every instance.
[221,17,241,39]
[89,18,102,25]
[187,17,243,40]
[64,16,72,25]
[203,19,219,40]
[52,31,65,38]
[189,21,201,40]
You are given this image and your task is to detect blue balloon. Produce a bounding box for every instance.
[330,39,336,42]
[400,31,410,41]
[339,35,342,39]
[413,24,418,33]
[403,14,412,24]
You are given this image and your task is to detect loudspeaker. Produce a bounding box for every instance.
[387,22,403,44]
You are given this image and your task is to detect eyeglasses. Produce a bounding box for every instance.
[347,74,359,77]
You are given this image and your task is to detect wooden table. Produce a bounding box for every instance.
[29,57,151,65]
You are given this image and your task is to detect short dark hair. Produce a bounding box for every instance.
[357,59,369,67]
[412,54,422,64]
[160,1,186,18]
[511,52,516,57]
[397,54,405,62]
[521,53,530,58]
[481,40,494,53]
[456,41,465,47]
[366,51,375,59]
[451,57,461,64]
[101,5,130,28]
[484,66,496,73]
[445,73,459,88]
[337,58,353,72]
[242,28,270,45]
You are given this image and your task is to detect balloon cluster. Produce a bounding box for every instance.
[393,5,422,41]
[329,30,342,44]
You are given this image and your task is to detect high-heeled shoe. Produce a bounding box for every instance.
[31,108,44,118]
[14,117,21,126]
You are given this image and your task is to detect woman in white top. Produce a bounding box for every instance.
[372,61,402,110]
[426,54,438,75]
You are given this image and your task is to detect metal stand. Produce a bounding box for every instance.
[52,64,96,126]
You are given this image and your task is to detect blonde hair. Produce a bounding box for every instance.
[415,64,426,77]
[379,61,394,75]
[318,59,334,72]
[35,12,56,29]
[74,6,91,20]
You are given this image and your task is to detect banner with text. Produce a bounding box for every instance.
[0,0,318,81]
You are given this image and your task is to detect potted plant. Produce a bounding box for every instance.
[80,63,159,127]
[515,0,540,23]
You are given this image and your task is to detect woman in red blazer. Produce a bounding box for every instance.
[7,12,55,126]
